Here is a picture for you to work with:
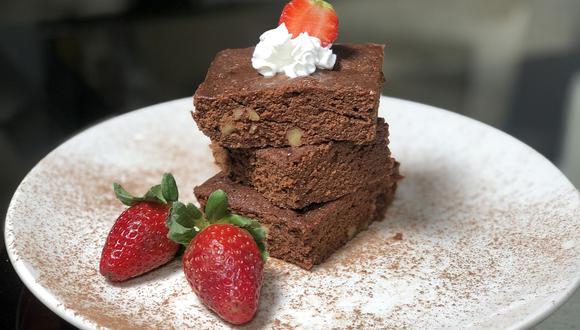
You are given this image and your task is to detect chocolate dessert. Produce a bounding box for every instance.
[193,44,385,148]
[212,119,392,209]
[194,160,400,270]
[191,13,399,272]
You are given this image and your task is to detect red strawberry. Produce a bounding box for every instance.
[183,224,264,324]
[279,0,338,46]
[166,190,268,325]
[99,173,180,282]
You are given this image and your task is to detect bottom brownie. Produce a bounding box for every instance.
[194,161,400,270]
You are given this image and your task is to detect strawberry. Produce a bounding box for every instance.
[99,173,180,282]
[278,0,339,46]
[167,190,268,325]
[184,224,264,324]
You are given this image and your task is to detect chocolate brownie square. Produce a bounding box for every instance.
[212,118,392,209]
[193,44,385,148]
[194,160,400,270]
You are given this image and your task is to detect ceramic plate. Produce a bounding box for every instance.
[5,97,580,329]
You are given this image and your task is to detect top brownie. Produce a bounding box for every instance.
[193,43,385,148]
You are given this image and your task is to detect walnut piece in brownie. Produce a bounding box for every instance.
[193,44,385,148]
[213,118,392,209]
[194,160,400,270]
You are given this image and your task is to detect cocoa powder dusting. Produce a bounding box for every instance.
[4,100,580,329]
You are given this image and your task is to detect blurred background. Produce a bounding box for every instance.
[0,0,579,329]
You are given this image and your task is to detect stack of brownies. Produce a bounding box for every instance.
[192,44,400,270]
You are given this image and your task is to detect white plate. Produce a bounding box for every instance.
[4,97,580,329]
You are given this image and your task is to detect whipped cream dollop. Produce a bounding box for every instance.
[251,23,336,78]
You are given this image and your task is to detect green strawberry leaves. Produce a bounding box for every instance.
[167,222,197,245]
[205,190,228,221]
[166,189,268,262]
[113,173,268,262]
[113,183,139,206]
[167,202,204,227]
[143,185,166,203]
[114,173,179,206]
[167,203,202,245]
[161,174,179,202]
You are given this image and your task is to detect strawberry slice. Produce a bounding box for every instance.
[278,0,338,46]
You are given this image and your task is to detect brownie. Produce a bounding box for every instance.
[194,161,400,270]
[193,44,385,148]
[212,118,392,209]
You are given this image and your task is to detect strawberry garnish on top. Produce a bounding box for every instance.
[166,190,268,325]
[279,0,339,46]
[99,173,180,282]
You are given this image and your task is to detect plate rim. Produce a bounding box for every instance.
[4,96,580,329]
[388,98,580,329]
[3,98,190,330]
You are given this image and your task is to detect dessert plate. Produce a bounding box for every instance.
[5,97,580,329]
